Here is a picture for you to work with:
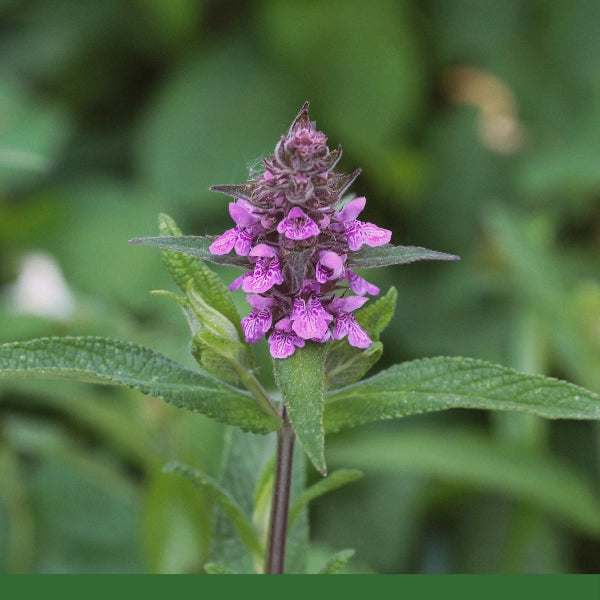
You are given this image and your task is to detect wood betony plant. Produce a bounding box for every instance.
[1,104,599,574]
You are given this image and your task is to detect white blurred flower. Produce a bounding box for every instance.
[9,252,76,321]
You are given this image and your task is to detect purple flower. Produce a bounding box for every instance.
[334,196,391,251]
[268,318,306,359]
[343,221,392,251]
[277,206,320,240]
[242,244,284,293]
[347,269,380,296]
[315,251,344,284]
[290,294,333,340]
[209,103,392,357]
[209,200,261,256]
[241,296,274,343]
[329,296,372,348]
[209,226,255,256]
[334,312,372,348]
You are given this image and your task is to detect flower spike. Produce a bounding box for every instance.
[209,103,394,358]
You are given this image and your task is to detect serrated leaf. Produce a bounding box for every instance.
[324,356,600,433]
[158,214,243,337]
[187,283,252,384]
[273,343,328,475]
[186,280,241,343]
[288,469,363,529]
[316,549,356,575]
[191,334,242,386]
[0,337,281,434]
[354,286,398,336]
[347,244,460,268]
[130,235,248,268]
[325,287,397,389]
[163,461,263,560]
[325,342,383,391]
[326,426,600,536]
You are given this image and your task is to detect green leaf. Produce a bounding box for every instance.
[186,281,241,344]
[355,286,398,337]
[158,214,243,337]
[186,281,254,384]
[316,549,356,575]
[130,235,248,267]
[288,469,363,529]
[273,343,328,475]
[325,287,397,389]
[163,461,263,560]
[347,244,460,268]
[325,342,383,391]
[210,428,273,573]
[0,337,281,434]
[191,331,245,386]
[324,356,600,433]
[326,426,600,536]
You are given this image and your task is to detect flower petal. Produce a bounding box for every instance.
[334,312,372,348]
[344,220,391,251]
[268,319,305,358]
[229,273,246,291]
[241,308,273,343]
[328,295,369,315]
[277,206,320,240]
[233,227,255,256]
[242,255,283,293]
[315,251,345,283]
[209,228,238,255]
[347,269,380,296]
[290,295,333,339]
[229,200,259,227]
[335,196,366,222]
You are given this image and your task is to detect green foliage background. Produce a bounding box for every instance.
[0,0,598,573]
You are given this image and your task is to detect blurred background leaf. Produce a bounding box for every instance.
[0,0,598,573]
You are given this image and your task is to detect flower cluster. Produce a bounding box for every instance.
[209,103,391,358]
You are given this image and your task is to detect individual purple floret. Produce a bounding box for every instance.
[209,102,391,358]
[268,318,306,359]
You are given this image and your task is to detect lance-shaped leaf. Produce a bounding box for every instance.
[163,461,263,560]
[324,356,600,433]
[210,183,255,201]
[273,342,328,475]
[129,235,249,268]
[0,337,281,434]
[347,244,460,268]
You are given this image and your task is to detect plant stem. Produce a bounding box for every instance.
[265,406,295,574]
[235,365,281,421]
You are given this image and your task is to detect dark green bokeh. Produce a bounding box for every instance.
[0,0,598,573]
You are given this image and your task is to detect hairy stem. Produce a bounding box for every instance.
[265,406,295,574]
[234,365,281,421]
